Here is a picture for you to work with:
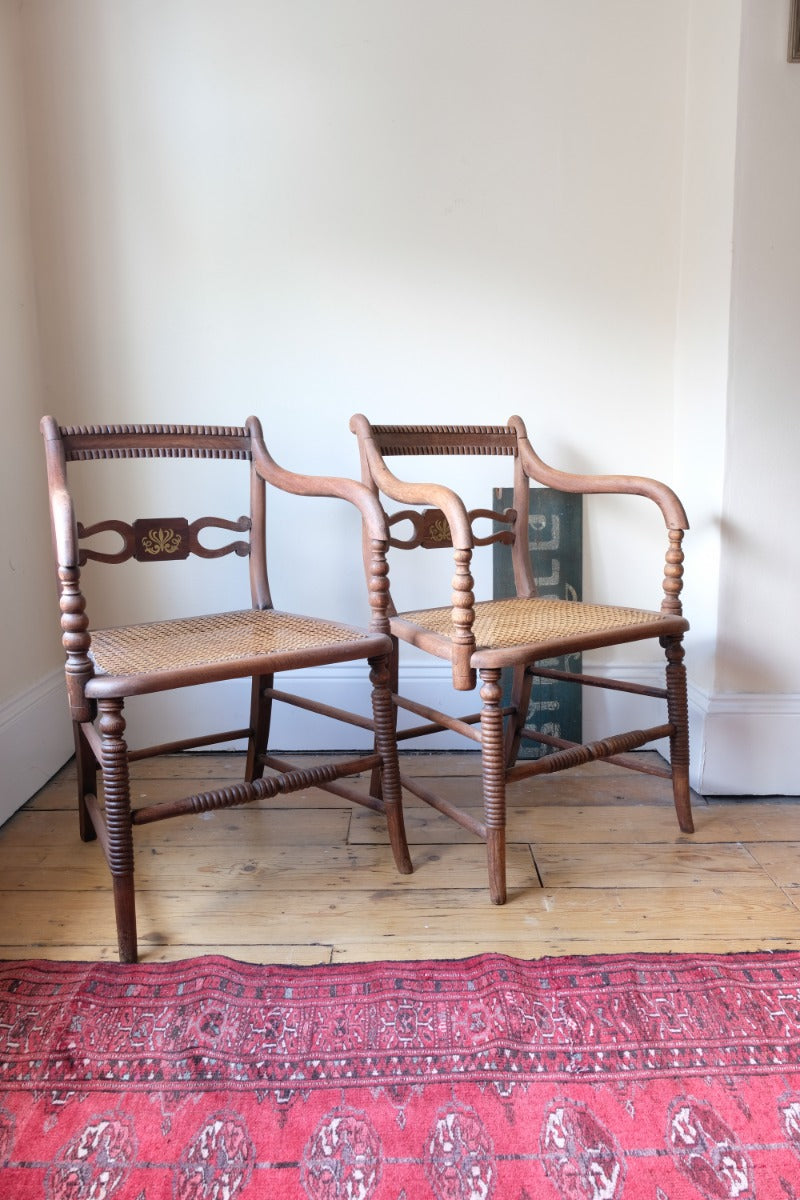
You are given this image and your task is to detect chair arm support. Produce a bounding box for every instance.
[47,485,80,568]
[510,416,689,531]
[349,413,475,548]
[350,414,478,685]
[247,415,390,544]
[247,416,395,632]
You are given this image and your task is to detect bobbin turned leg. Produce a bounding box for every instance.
[480,668,507,905]
[370,653,412,875]
[662,635,694,834]
[367,637,400,806]
[98,697,137,963]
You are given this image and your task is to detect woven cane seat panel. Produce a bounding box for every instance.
[397,597,672,650]
[88,609,373,676]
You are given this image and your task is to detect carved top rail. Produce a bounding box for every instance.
[366,424,518,457]
[58,423,252,461]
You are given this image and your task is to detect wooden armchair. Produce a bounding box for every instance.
[41,416,411,962]
[350,414,693,905]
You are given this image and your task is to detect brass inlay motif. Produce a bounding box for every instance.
[142,528,182,556]
[427,517,451,543]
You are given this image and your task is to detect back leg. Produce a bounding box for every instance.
[662,635,693,833]
[245,673,273,782]
[73,720,98,843]
[97,697,137,964]
[504,664,534,770]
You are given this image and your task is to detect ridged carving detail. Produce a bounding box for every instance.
[369,656,398,807]
[61,423,247,437]
[61,423,251,462]
[373,423,510,435]
[369,654,412,874]
[479,670,506,831]
[138,764,354,821]
[663,636,690,770]
[370,423,516,457]
[66,447,251,461]
[536,728,660,774]
[98,699,133,876]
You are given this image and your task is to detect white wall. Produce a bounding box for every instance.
[24,1,689,481]
[694,0,800,793]
[0,0,73,823]
[19,0,694,756]
[674,0,741,698]
[6,1,798,802]
[720,0,800,695]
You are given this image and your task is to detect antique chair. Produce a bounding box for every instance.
[350,414,693,904]
[41,416,411,962]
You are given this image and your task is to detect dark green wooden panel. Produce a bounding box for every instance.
[493,488,583,758]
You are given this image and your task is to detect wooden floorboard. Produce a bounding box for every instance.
[1,751,798,963]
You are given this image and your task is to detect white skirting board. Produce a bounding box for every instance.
[3,665,797,826]
[688,683,800,797]
[0,669,73,827]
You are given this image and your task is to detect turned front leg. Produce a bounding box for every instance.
[370,653,412,875]
[98,698,138,963]
[662,635,693,834]
[480,668,507,904]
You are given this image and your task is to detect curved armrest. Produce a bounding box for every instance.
[41,415,79,567]
[349,414,478,687]
[349,413,475,547]
[247,416,390,544]
[510,416,689,530]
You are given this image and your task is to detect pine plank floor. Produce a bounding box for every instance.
[1,752,798,963]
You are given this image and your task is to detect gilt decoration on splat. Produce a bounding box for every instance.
[77,516,252,564]
[388,507,516,550]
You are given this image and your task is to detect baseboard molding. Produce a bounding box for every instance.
[688,682,800,796]
[0,669,73,827]
[546,666,799,796]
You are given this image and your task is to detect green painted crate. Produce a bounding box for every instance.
[493,488,582,758]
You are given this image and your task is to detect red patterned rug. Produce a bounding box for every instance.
[1,952,800,1198]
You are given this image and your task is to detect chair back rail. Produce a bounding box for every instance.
[40,417,271,721]
[57,422,252,460]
